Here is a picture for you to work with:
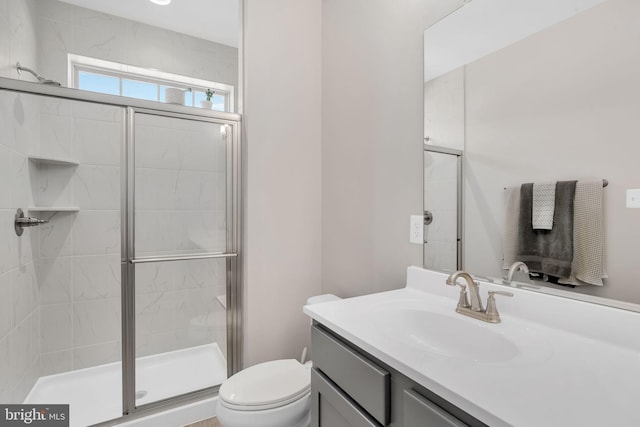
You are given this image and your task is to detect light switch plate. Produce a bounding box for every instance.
[627,189,640,208]
[410,215,424,244]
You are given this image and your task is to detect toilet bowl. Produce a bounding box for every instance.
[216,294,340,427]
[216,359,311,427]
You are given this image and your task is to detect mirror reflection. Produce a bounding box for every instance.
[424,0,640,305]
[0,0,239,112]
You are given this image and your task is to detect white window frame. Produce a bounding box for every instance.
[67,53,235,112]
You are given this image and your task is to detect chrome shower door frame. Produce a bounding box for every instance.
[120,107,243,418]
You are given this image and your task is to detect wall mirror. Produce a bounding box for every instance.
[423,0,640,306]
[0,0,240,112]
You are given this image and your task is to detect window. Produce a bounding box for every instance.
[68,54,234,112]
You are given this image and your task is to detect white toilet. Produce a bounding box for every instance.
[216,294,340,427]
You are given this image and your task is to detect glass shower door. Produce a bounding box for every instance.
[129,111,237,407]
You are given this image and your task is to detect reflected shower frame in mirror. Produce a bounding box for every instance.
[423,144,463,272]
[423,0,640,311]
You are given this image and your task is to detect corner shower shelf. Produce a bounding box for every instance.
[28,207,80,212]
[28,155,79,167]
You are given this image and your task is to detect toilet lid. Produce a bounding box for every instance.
[219,359,310,410]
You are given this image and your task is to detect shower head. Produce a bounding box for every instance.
[16,62,62,87]
[39,79,62,87]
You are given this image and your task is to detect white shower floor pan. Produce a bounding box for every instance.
[24,344,227,427]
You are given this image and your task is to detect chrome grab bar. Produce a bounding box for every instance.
[130,252,238,264]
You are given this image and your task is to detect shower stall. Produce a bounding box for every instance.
[0,79,241,426]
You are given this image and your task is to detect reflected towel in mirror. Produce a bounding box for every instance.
[516,181,577,279]
[558,181,606,286]
[532,183,556,230]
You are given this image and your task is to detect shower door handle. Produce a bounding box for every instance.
[130,252,238,264]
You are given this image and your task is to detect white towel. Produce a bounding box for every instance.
[502,187,520,269]
[532,183,556,230]
[558,181,606,286]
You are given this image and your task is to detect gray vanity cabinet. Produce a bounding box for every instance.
[311,369,382,427]
[311,324,487,427]
[404,389,467,427]
[311,324,390,427]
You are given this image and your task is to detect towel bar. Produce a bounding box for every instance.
[504,179,608,190]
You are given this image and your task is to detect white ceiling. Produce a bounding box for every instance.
[424,0,609,81]
[59,0,240,47]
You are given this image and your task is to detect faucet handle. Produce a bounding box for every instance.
[446,281,470,309]
[488,291,514,298]
[485,291,514,323]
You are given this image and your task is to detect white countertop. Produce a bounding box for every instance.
[304,267,640,427]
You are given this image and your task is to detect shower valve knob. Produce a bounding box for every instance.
[17,217,48,226]
[14,208,49,236]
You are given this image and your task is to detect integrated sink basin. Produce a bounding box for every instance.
[374,308,520,363]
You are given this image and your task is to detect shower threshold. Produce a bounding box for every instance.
[24,343,227,427]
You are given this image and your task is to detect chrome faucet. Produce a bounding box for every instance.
[446,270,513,323]
[446,271,483,311]
[506,261,530,281]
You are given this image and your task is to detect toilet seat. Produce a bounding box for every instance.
[219,359,310,411]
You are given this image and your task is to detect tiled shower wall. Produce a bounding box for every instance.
[0,92,124,388]
[1,0,238,94]
[34,0,238,93]
[0,0,38,81]
[0,91,41,403]
[34,96,124,377]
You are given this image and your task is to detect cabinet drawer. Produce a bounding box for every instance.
[311,325,390,425]
[404,389,468,427]
[312,368,382,427]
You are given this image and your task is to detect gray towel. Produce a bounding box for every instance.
[517,181,577,278]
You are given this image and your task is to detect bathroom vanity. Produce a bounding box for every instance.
[304,267,640,427]
[311,324,481,427]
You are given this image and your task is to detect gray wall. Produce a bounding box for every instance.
[463,0,640,303]
[320,0,462,298]
[242,0,464,366]
[243,0,322,367]
[240,0,465,366]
